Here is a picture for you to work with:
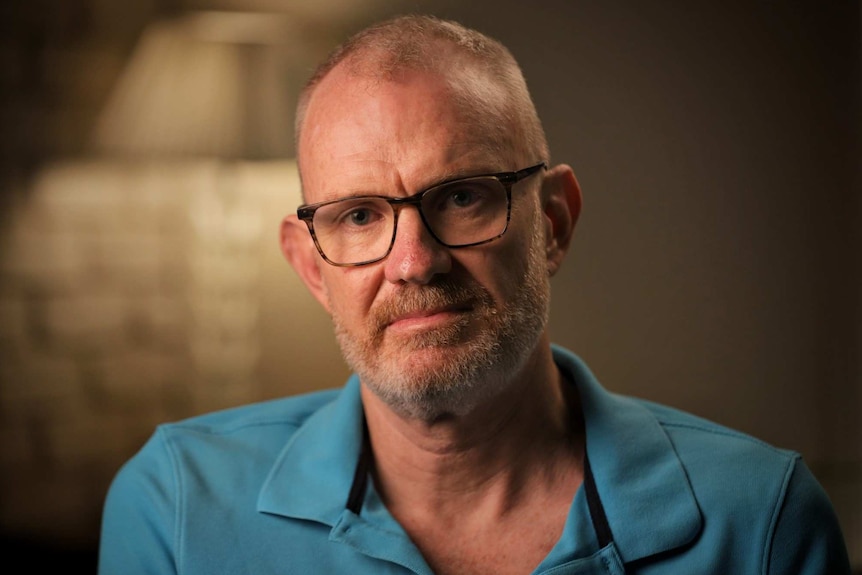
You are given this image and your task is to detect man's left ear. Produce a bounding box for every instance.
[540,164,582,276]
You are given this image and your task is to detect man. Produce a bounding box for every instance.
[98,15,851,575]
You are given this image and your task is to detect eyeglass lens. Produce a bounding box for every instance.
[311,176,509,265]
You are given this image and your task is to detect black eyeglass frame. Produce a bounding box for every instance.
[296,162,547,267]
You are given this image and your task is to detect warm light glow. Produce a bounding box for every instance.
[92,12,299,159]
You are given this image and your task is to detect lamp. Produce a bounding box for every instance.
[91,10,313,159]
[90,11,318,409]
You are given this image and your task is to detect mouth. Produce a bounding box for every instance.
[370,279,490,340]
[385,303,473,333]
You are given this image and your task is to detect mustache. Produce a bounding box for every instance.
[369,278,493,333]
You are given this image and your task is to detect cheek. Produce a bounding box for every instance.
[457,240,528,304]
[321,267,381,323]
[486,217,545,297]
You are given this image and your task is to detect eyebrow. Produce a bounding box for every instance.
[309,144,502,203]
[414,166,497,192]
[304,167,508,208]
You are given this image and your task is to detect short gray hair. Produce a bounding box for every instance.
[295,15,549,174]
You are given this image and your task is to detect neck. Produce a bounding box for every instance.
[360,338,585,519]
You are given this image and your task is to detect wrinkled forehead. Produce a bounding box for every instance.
[298,57,522,176]
[354,48,516,138]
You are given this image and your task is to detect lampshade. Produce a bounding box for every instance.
[91,11,306,160]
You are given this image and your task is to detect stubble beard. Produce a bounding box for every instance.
[332,225,551,421]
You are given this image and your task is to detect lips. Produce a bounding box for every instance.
[385,302,472,329]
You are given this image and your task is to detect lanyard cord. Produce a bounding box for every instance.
[345,417,615,552]
[345,417,370,514]
[583,451,614,548]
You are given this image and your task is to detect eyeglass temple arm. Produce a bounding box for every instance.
[507,162,548,184]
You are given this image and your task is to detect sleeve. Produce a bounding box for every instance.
[766,458,852,575]
[98,428,180,575]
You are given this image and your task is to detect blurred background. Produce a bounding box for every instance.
[0,0,859,571]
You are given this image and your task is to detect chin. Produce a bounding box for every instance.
[356,336,518,420]
[368,372,501,421]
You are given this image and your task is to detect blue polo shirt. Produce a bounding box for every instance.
[98,346,851,574]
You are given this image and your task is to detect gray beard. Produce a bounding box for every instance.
[332,224,550,421]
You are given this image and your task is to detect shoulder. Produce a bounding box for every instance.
[158,387,342,438]
[625,399,850,572]
[640,398,790,450]
[638,398,850,567]
[552,346,850,571]
[99,388,350,573]
[110,387,344,492]
[637,397,801,486]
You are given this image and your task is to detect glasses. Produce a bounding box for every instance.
[296,162,546,267]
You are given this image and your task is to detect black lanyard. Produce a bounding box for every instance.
[345,419,371,515]
[583,451,614,548]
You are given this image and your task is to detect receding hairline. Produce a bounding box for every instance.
[295,15,549,185]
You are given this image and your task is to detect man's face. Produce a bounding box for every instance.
[296,65,552,420]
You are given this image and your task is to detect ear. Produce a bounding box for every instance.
[540,164,582,276]
[280,215,331,313]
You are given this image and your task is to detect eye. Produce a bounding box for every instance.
[346,208,373,226]
[329,199,389,230]
[437,183,489,211]
[423,178,500,215]
[448,188,478,208]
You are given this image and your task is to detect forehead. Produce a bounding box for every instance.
[298,64,514,201]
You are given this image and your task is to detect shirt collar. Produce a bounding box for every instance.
[553,344,702,563]
[257,374,365,525]
[258,347,703,564]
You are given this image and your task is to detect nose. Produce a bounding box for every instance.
[384,207,451,284]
